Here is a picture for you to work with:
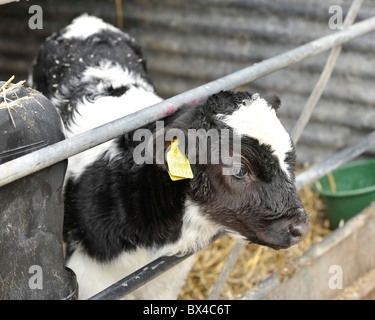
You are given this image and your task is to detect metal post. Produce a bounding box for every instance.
[207,240,243,300]
[295,130,375,189]
[2,16,375,187]
[291,0,364,144]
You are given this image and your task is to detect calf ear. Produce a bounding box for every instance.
[264,93,281,111]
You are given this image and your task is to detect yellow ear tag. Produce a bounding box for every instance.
[167,139,194,181]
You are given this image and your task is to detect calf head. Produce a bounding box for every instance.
[163,91,310,250]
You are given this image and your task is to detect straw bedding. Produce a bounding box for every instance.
[0,76,45,128]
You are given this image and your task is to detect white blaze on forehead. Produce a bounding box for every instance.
[61,14,122,40]
[221,94,293,176]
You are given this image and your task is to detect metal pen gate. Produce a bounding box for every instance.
[1,0,375,300]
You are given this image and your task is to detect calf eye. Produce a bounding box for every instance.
[232,166,248,179]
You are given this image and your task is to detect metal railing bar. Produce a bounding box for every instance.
[89,251,196,300]
[295,130,375,189]
[291,0,364,144]
[211,0,364,300]
[207,239,244,300]
[2,16,375,187]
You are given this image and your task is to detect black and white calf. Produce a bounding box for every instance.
[30,14,309,299]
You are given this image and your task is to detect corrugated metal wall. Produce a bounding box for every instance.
[1,0,375,163]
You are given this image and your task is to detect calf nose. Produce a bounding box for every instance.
[288,220,310,245]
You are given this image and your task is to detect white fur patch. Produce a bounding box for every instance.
[221,94,292,176]
[65,87,162,181]
[61,14,122,40]
[159,199,222,256]
[61,63,161,181]
[66,88,161,139]
[81,60,154,93]
[66,246,195,299]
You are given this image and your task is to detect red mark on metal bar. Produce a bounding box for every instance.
[164,104,175,117]
[189,96,206,105]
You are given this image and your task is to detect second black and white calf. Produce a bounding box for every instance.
[30,14,309,299]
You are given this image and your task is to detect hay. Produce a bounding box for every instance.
[115,0,123,29]
[0,76,25,96]
[0,76,26,128]
[178,184,331,300]
[0,76,45,128]
[328,172,337,193]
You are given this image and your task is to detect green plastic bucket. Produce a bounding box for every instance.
[312,159,375,229]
